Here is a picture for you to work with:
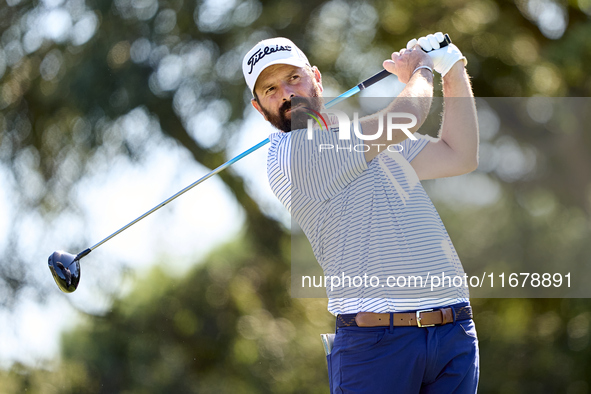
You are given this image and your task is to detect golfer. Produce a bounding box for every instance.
[242,34,479,393]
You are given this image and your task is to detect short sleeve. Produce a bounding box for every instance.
[398,133,436,162]
[274,124,368,201]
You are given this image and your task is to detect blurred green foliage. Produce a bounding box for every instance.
[1,0,591,392]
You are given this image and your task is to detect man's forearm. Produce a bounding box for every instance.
[439,63,479,170]
[392,68,434,133]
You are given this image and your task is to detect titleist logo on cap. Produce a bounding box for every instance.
[247,45,292,74]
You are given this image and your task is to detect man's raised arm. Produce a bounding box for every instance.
[360,45,434,163]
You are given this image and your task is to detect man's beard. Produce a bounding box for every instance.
[259,84,323,133]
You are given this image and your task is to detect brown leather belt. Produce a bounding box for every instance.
[337,305,472,328]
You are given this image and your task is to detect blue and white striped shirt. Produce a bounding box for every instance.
[267,125,469,315]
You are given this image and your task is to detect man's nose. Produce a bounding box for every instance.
[280,83,296,101]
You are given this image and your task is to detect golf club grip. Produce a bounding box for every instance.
[357,33,451,90]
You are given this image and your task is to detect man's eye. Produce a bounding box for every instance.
[266,87,275,94]
[291,75,300,80]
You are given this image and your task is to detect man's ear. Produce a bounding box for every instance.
[251,98,268,120]
[312,66,323,93]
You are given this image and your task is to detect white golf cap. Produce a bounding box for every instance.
[242,37,310,96]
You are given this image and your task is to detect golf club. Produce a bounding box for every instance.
[48,34,452,293]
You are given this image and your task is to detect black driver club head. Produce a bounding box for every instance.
[48,251,81,293]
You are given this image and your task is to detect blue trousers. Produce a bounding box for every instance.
[327,313,479,393]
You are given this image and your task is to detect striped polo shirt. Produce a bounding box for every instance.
[267,125,469,315]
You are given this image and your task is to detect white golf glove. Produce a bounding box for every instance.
[406,32,467,77]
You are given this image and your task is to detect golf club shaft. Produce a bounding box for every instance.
[75,138,272,260]
[74,82,362,260]
[77,34,451,261]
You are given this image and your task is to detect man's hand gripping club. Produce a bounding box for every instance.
[407,32,467,77]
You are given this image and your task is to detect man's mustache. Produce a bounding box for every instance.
[279,98,313,115]
[279,100,291,115]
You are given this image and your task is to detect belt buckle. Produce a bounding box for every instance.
[416,309,434,328]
